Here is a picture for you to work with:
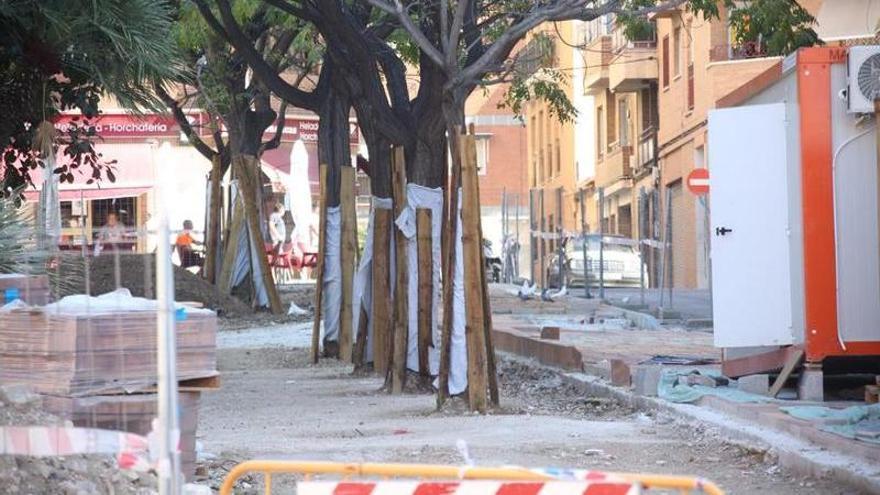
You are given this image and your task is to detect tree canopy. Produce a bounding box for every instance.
[0,0,179,196]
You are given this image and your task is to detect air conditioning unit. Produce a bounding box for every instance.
[847,45,880,113]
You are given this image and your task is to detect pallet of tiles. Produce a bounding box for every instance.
[44,391,202,476]
[0,274,50,306]
[0,309,217,396]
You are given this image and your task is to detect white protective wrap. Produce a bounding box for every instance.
[322,206,342,342]
[395,185,467,396]
[352,197,394,362]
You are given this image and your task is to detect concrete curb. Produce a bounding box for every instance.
[540,362,880,494]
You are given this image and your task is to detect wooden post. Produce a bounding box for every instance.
[218,199,244,294]
[390,147,409,392]
[437,131,463,407]
[371,208,393,375]
[204,155,222,285]
[352,306,369,368]
[416,208,433,376]
[460,133,489,412]
[237,156,283,314]
[469,142,499,407]
[310,164,329,364]
[339,166,357,363]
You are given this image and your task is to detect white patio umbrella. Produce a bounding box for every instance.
[35,121,61,250]
[287,139,313,249]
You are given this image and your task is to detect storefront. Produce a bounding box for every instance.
[22,111,362,252]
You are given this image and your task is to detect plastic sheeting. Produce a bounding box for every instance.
[286,140,313,248]
[322,206,342,342]
[37,155,61,249]
[42,289,214,316]
[228,181,269,308]
[658,369,770,404]
[781,404,880,444]
[394,185,467,395]
[352,197,393,362]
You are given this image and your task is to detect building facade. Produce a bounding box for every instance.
[654,5,781,289]
[466,84,530,278]
[523,21,584,286]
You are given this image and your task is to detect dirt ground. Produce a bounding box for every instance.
[195,332,851,495]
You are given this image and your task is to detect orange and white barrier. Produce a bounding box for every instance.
[299,480,640,495]
[0,426,151,471]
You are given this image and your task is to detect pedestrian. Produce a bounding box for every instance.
[95,211,126,255]
[175,219,203,269]
[268,203,287,256]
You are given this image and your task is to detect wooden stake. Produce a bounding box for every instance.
[437,130,463,407]
[371,208,393,375]
[310,164,329,364]
[204,155,222,285]
[390,147,409,393]
[218,199,244,294]
[460,133,488,413]
[237,156,283,314]
[416,208,433,376]
[352,306,369,368]
[339,166,357,363]
[468,131,499,406]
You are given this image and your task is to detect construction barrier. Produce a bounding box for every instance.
[219,461,724,495]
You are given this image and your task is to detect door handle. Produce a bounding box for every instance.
[715,227,732,236]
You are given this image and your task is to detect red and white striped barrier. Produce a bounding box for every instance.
[0,426,151,471]
[299,480,640,495]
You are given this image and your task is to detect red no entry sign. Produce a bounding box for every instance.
[687,168,710,195]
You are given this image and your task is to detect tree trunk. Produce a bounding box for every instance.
[203,155,223,284]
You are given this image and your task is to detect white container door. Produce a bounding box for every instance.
[707,103,794,348]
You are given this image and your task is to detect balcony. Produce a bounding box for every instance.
[709,41,768,63]
[634,128,656,176]
[596,144,633,188]
[608,28,657,92]
[583,35,613,92]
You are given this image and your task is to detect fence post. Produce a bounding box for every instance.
[156,214,182,495]
[598,187,605,300]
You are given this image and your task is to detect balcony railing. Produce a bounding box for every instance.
[611,25,657,53]
[636,128,656,172]
[709,41,768,62]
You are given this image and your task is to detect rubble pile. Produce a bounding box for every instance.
[0,386,158,495]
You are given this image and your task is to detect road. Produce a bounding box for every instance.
[198,324,840,494]
[587,287,713,322]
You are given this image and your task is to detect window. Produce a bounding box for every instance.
[475,136,489,175]
[555,139,561,174]
[606,91,617,147]
[662,35,670,88]
[673,27,681,78]
[618,99,629,147]
[596,106,605,159]
[641,86,658,131]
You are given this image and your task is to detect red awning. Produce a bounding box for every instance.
[22,186,151,202]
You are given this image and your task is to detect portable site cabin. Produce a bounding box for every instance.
[708,46,880,400]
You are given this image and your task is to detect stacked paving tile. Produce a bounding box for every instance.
[0,287,217,476]
[0,274,50,306]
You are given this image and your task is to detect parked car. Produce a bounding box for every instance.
[545,234,648,288]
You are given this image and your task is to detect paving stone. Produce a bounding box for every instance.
[737,374,770,395]
[632,365,662,397]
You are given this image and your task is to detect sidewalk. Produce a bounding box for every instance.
[489,288,880,493]
[591,287,713,323]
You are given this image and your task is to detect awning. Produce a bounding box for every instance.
[22,187,151,202]
[815,0,880,41]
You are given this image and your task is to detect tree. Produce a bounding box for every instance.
[162,0,324,312]
[0,0,179,196]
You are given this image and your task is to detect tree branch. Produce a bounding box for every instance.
[155,83,218,160]
[364,0,446,68]
[260,99,289,153]
[192,0,320,111]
